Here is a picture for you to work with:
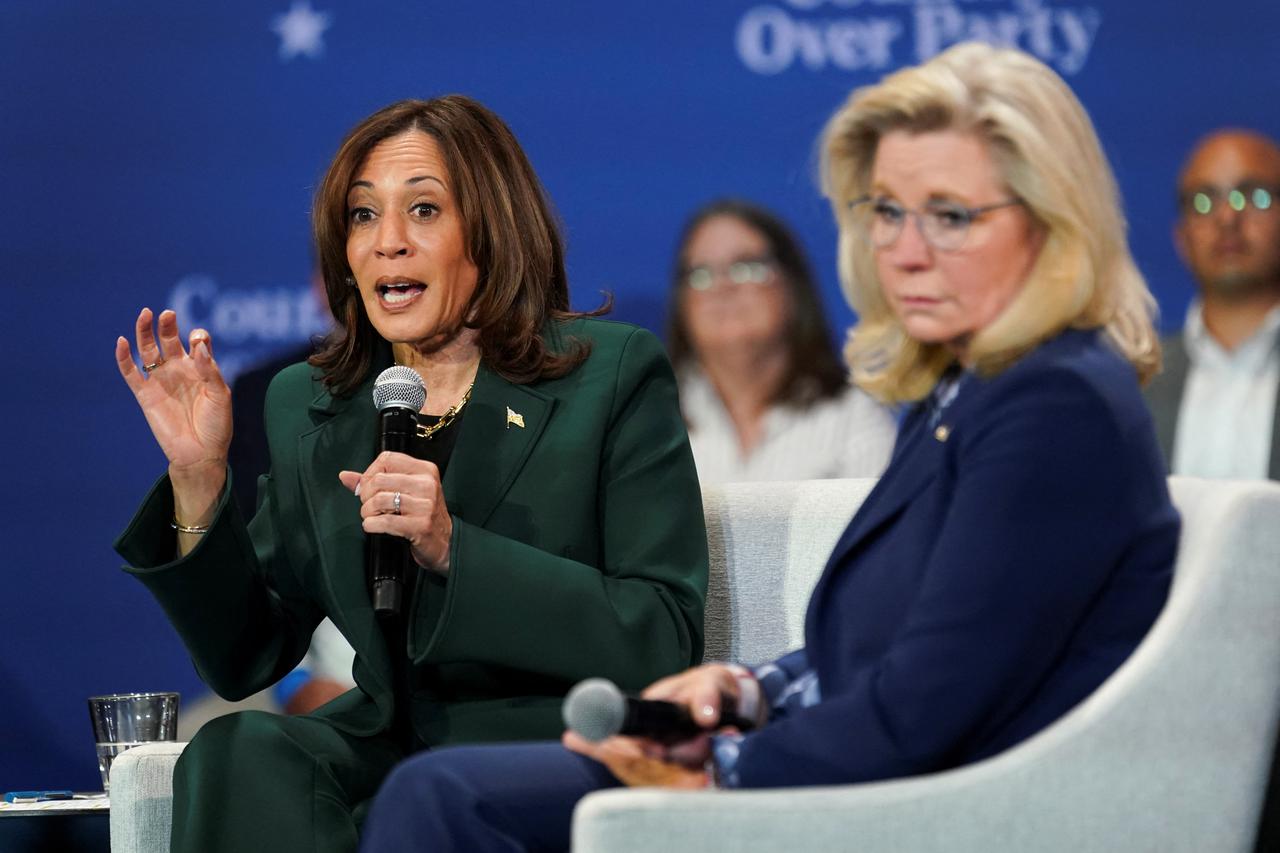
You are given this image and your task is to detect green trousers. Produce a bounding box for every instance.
[170,711,405,853]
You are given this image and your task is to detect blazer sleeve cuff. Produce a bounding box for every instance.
[114,468,235,573]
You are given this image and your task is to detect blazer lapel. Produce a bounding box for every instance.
[822,405,939,571]
[290,358,554,695]
[442,363,554,526]
[296,372,393,692]
[804,387,960,635]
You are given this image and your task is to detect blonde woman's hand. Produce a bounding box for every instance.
[561,729,711,789]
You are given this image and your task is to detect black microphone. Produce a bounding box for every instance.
[367,366,426,617]
[562,678,756,745]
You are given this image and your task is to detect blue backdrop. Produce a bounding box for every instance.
[4,0,1279,789]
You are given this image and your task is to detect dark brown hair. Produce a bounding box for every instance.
[310,96,604,395]
[666,199,847,407]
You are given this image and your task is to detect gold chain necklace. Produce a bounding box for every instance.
[416,382,474,441]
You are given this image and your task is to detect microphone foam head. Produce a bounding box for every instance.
[562,678,626,742]
[372,365,426,412]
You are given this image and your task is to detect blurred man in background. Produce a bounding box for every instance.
[1145,130,1280,480]
[1151,130,1280,852]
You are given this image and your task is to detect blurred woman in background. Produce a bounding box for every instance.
[668,199,895,483]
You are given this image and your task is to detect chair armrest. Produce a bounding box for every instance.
[571,774,1012,853]
[571,753,1114,853]
[109,741,188,853]
[572,480,1280,853]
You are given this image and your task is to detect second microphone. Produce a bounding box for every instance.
[562,677,757,745]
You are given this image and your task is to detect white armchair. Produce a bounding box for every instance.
[109,740,187,853]
[107,478,876,853]
[572,477,1280,853]
[109,477,1280,853]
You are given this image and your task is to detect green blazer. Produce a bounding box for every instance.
[116,318,708,746]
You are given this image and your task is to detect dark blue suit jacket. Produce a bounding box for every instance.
[734,329,1179,787]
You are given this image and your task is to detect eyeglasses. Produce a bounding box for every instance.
[847,196,1024,252]
[1180,184,1278,217]
[682,257,776,291]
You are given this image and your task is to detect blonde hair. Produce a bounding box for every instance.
[821,42,1160,403]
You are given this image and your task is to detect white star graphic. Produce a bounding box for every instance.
[271,1,331,62]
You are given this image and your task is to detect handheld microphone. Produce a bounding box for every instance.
[562,678,756,745]
[368,366,426,617]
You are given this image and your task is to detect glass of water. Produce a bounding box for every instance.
[87,692,179,792]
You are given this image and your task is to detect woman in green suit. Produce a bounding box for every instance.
[112,96,707,853]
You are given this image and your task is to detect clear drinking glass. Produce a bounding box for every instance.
[87,692,179,792]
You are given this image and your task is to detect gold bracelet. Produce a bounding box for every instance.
[171,518,211,535]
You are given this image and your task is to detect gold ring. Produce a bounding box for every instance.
[142,359,165,373]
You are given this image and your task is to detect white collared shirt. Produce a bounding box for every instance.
[1172,300,1280,480]
[679,368,897,485]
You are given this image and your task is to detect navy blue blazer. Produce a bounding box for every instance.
[733,329,1179,787]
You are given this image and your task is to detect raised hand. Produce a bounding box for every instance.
[116,308,232,521]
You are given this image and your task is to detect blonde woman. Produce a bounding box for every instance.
[358,43,1179,850]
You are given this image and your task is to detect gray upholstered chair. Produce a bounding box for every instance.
[572,477,1280,853]
[110,477,1280,853]
[109,740,187,853]
[107,477,871,853]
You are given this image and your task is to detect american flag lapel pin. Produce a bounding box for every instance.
[506,406,525,429]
